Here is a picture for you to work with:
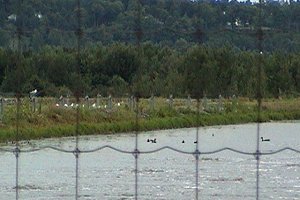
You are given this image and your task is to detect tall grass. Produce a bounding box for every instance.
[0,97,299,143]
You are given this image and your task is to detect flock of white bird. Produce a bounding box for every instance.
[55,101,123,109]
[30,89,123,109]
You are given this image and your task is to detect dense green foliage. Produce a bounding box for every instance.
[0,0,300,51]
[0,44,300,98]
[0,0,300,98]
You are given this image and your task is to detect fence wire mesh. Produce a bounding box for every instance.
[0,0,299,199]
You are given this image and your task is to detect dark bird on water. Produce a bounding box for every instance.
[147,138,157,143]
[261,137,270,142]
[182,140,185,143]
[194,141,198,144]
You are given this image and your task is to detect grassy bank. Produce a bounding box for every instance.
[0,97,299,143]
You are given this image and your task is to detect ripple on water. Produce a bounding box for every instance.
[78,194,93,199]
[12,184,43,191]
[286,163,300,167]
[200,157,220,161]
[208,177,244,182]
[142,168,165,173]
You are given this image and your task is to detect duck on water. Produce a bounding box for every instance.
[261,137,270,142]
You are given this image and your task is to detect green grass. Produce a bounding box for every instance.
[0,97,299,143]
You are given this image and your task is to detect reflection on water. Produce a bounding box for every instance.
[0,122,299,199]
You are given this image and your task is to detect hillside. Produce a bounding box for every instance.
[0,0,300,52]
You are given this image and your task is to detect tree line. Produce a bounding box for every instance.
[0,43,299,98]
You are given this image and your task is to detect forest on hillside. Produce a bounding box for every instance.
[1,0,300,51]
[0,0,300,98]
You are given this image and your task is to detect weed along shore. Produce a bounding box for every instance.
[0,97,299,143]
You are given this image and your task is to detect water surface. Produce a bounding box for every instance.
[0,122,299,199]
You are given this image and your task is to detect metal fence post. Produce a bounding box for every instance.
[0,97,3,121]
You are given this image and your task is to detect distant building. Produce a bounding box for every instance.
[7,14,16,21]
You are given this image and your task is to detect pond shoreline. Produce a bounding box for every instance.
[1,108,299,143]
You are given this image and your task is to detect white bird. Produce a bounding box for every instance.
[70,103,74,107]
[30,89,37,97]
[55,103,59,107]
[31,89,37,94]
[64,104,68,107]
[92,103,96,108]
